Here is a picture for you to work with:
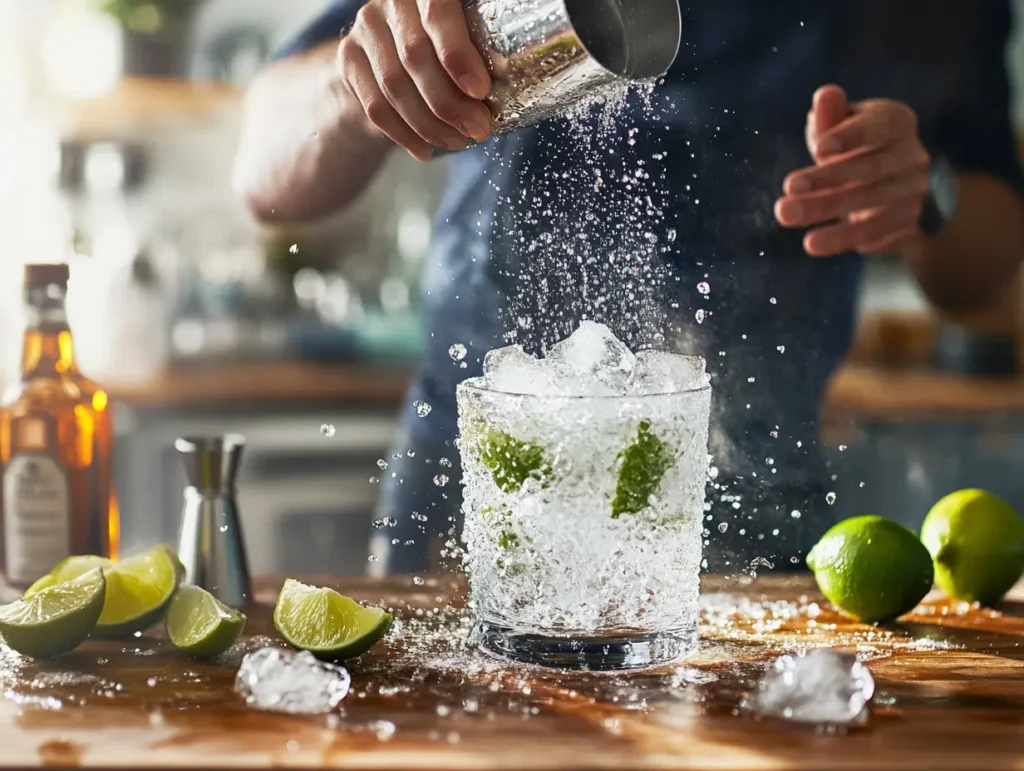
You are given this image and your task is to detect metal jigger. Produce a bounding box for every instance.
[175,434,251,608]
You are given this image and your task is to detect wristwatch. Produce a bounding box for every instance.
[920,155,959,236]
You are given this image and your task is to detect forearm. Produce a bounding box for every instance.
[904,173,1024,313]
[233,42,394,224]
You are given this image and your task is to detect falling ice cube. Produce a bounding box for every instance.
[744,650,875,724]
[235,647,351,715]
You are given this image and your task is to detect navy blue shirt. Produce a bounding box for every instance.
[278,2,1024,570]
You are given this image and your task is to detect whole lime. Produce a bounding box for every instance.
[920,489,1024,606]
[807,515,934,623]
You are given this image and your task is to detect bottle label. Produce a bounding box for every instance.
[3,455,71,584]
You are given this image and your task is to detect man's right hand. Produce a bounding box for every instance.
[338,0,493,161]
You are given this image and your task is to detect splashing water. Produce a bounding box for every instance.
[449,344,468,362]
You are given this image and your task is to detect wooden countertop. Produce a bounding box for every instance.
[2,574,1024,769]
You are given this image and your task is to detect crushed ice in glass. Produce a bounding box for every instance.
[482,321,707,397]
[235,647,351,715]
[744,650,875,724]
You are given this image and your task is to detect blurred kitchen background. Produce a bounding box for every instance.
[1,0,1024,576]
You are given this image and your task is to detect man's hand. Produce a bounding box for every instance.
[775,84,931,258]
[338,0,493,161]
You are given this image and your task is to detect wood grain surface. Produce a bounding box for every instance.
[1,575,1023,770]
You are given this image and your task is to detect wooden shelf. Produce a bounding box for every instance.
[47,77,241,139]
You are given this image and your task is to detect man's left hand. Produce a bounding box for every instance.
[775,84,930,257]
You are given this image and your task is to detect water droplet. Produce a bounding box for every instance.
[369,476,380,484]
[289,244,299,254]
[748,376,756,383]
[407,450,416,458]
[667,228,677,243]
[777,345,786,354]
[219,525,229,533]
[717,522,728,533]
[791,510,802,519]
[321,424,336,438]
[377,459,389,470]
[433,474,449,487]
[838,444,848,452]
[697,282,711,295]
[859,481,866,488]
[695,309,706,324]
[765,458,774,465]
[826,492,837,505]
[448,343,467,362]
[414,401,432,418]
[439,457,452,468]
[368,555,379,562]
[413,576,425,586]
[769,430,779,438]
[769,297,777,305]
[708,466,719,479]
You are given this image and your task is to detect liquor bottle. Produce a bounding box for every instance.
[0,264,112,588]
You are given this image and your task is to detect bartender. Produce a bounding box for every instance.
[235,1,1024,573]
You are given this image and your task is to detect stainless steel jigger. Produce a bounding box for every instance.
[175,434,251,608]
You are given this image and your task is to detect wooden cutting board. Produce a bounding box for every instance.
[1,575,1023,770]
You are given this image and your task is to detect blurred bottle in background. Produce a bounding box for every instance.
[0,264,116,588]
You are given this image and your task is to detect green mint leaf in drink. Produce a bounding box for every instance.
[611,420,673,519]
[480,429,551,493]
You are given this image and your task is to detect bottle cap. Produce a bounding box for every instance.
[24,263,70,287]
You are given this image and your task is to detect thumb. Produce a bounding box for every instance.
[808,85,849,157]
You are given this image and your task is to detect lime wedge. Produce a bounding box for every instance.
[165,585,246,658]
[25,554,109,597]
[0,568,106,658]
[24,545,180,638]
[273,579,392,660]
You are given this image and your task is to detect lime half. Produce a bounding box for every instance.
[0,568,106,658]
[165,585,246,658]
[25,545,180,638]
[273,579,392,660]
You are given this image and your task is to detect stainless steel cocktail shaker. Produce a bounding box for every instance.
[464,0,682,135]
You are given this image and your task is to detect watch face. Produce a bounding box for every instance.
[930,156,959,218]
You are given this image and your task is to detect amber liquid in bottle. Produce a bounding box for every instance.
[0,264,112,588]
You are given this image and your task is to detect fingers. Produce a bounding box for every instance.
[338,38,434,161]
[803,201,923,257]
[814,100,917,160]
[390,3,493,141]
[355,3,469,151]
[784,139,930,195]
[775,172,928,228]
[810,85,849,138]
[416,0,492,99]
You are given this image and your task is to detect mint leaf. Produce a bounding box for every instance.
[611,420,673,519]
[480,429,551,493]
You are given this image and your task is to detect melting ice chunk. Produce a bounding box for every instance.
[547,320,634,394]
[627,350,708,395]
[745,650,875,724]
[235,647,351,715]
[483,345,550,395]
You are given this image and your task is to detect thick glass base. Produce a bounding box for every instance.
[475,620,697,671]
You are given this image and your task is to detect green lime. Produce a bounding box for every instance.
[165,585,246,658]
[807,515,934,623]
[273,578,392,660]
[921,489,1024,606]
[0,568,106,659]
[25,545,181,638]
[25,554,109,597]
